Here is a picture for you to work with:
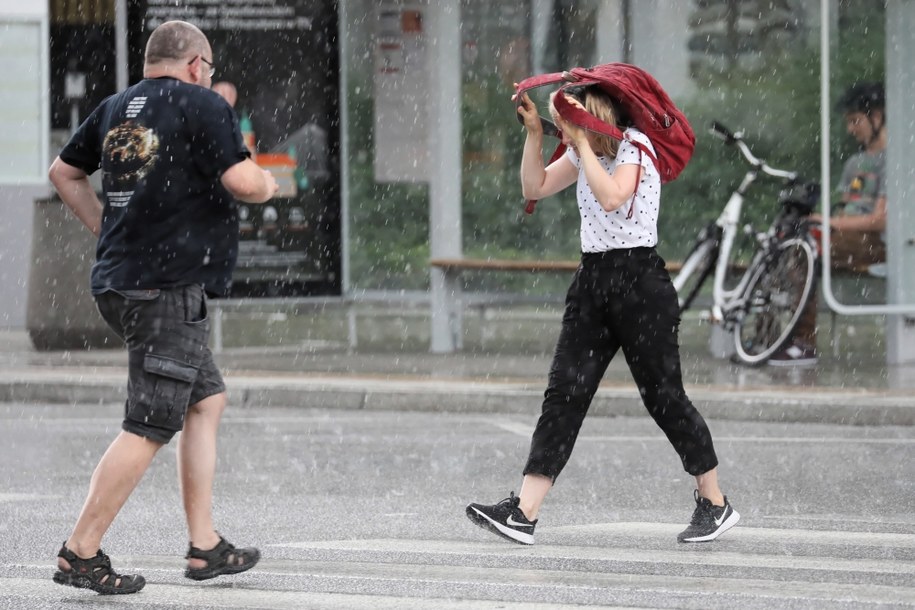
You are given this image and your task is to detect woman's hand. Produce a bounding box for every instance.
[556,95,589,147]
[512,89,543,135]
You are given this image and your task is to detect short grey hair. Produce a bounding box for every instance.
[145,20,208,65]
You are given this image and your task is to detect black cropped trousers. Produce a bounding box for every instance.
[523,247,719,480]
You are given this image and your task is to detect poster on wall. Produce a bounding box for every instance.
[373,1,429,183]
[128,0,342,297]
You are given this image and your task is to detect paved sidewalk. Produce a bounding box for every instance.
[2,307,914,426]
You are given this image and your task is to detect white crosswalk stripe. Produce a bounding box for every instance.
[2,523,912,609]
[0,577,587,609]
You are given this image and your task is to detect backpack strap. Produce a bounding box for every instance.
[515,74,659,217]
[515,71,576,96]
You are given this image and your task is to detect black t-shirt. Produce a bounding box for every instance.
[59,77,249,297]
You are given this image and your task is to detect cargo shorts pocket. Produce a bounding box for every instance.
[131,354,199,432]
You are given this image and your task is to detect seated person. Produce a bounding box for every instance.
[769,82,887,366]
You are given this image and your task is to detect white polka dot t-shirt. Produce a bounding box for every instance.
[565,127,660,253]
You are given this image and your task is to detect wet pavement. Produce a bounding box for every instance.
[0,403,912,609]
[0,305,913,608]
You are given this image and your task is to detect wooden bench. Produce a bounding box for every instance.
[429,259,580,349]
[429,257,886,357]
[429,257,689,349]
[208,260,885,356]
[429,257,685,274]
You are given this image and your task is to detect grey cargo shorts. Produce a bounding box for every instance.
[95,285,226,443]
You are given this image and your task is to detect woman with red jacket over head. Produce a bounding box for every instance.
[465,84,739,545]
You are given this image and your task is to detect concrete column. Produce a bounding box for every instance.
[531,0,553,74]
[427,0,463,353]
[595,0,625,63]
[885,0,915,364]
[0,3,49,329]
[627,0,692,98]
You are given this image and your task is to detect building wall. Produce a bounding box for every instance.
[0,2,48,329]
[0,1,45,16]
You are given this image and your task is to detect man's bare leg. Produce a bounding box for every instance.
[177,392,226,569]
[59,431,162,570]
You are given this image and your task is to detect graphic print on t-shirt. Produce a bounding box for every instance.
[839,150,884,217]
[102,99,159,207]
[843,170,878,218]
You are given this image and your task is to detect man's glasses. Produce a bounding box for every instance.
[188,55,216,78]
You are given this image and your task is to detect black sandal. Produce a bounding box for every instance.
[53,543,146,595]
[184,535,260,581]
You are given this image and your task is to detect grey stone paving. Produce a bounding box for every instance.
[0,403,912,609]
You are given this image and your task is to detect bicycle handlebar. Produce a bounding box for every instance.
[709,121,737,143]
[708,121,798,182]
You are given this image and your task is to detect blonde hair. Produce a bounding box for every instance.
[581,87,621,158]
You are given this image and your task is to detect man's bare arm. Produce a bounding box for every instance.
[48,157,103,237]
[220,159,278,203]
[832,195,887,232]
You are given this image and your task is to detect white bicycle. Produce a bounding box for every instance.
[672,122,821,365]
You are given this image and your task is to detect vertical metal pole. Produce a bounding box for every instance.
[428,0,463,353]
[884,0,915,365]
[338,0,352,296]
[40,14,49,175]
[115,0,128,91]
[819,0,833,310]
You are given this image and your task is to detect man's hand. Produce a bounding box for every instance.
[262,168,279,198]
[222,158,279,203]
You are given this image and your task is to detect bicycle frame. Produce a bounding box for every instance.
[674,124,800,323]
[673,122,821,364]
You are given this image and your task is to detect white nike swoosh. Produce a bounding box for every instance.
[506,515,534,528]
[714,506,730,527]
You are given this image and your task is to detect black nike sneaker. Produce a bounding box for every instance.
[466,492,537,545]
[678,489,740,543]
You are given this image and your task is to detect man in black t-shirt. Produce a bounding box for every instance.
[48,20,278,595]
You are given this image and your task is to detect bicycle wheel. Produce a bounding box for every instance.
[732,237,817,365]
[672,232,718,313]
